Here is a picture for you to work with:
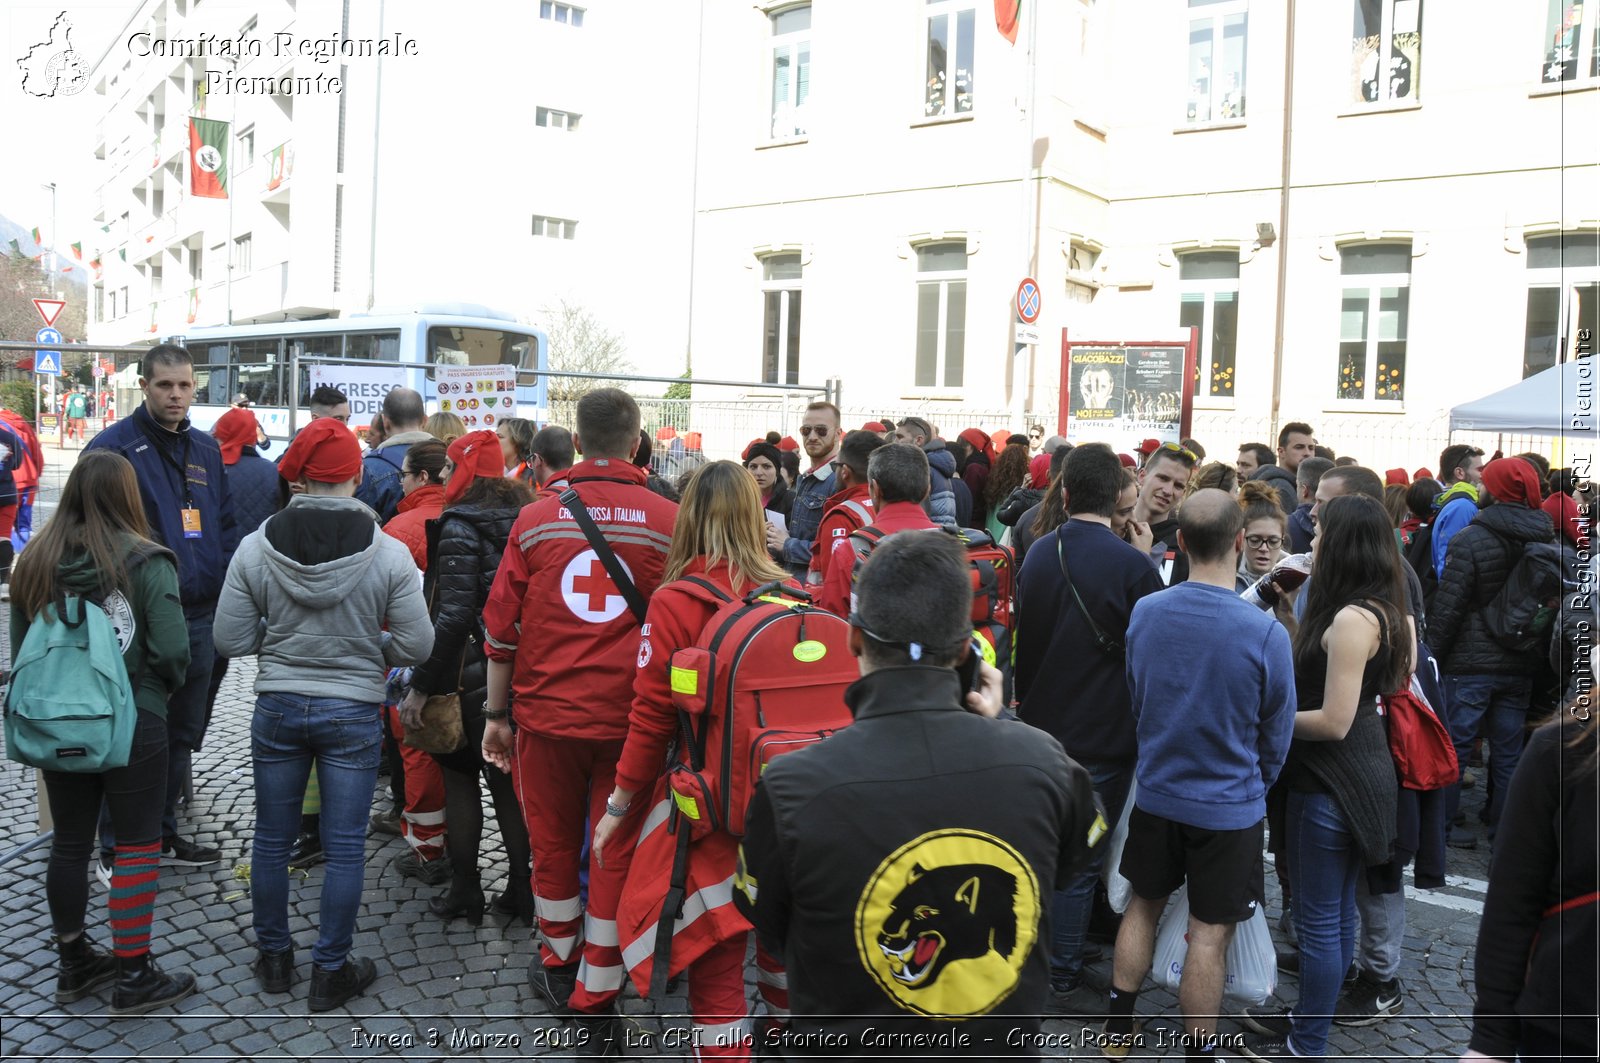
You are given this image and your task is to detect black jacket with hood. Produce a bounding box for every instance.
[1425,502,1557,676]
[412,502,522,713]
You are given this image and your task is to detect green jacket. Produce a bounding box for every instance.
[9,539,190,720]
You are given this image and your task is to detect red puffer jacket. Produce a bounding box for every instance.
[382,483,445,570]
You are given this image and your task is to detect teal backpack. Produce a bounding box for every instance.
[4,593,137,773]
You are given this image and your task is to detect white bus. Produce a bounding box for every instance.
[171,303,550,439]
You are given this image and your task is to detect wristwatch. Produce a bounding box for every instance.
[481,706,510,721]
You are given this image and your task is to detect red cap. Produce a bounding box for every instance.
[280,418,363,485]
[861,421,888,433]
[684,431,703,450]
[778,436,800,451]
[1118,453,1138,468]
[1384,468,1410,486]
[1414,468,1434,482]
[444,429,506,505]
[212,406,259,465]
[1137,438,1162,455]
[656,426,678,442]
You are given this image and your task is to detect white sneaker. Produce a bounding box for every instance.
[94,852,113,889]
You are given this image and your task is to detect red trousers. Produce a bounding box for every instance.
[383,705,445,860]
[682,935,789,1062]
[515,731,645,1014]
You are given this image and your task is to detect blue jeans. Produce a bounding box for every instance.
[1050,759,1131,986]
[1286,790,1359,1062]
[1443,674,1531,837]
[251,693,382,970]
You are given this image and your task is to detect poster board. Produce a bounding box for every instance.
[436,363,518,432]
[307,365,407,424]
[1057,329,1198,455]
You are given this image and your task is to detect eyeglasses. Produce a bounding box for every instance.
[400,468,418,480]
[1245,535,1284,550]
[798,425,832,437]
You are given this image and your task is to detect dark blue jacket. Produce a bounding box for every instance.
[87,403,237,609]
[1288,502,1316,554]
[354,430,432,524]
[227,448,282,536]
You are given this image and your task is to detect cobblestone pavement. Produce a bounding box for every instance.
[0,438,1493,1060]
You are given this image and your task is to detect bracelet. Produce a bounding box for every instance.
[481,707,510,721]
[604,797,631,818]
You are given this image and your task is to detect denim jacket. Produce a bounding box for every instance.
[781,462,837,578]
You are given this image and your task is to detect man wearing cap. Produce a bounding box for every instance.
[1426,457,1557,845]
[734,532,1100,1056]
[87,344,238,869]
[769,401,841,580]
[216,415,434,1011]
[809,430,889,591]
[894,417,959,529]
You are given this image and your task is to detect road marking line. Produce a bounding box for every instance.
[1406,884,1484,915]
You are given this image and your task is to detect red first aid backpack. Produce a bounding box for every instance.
[848,524,1015,671]
[665,576,858,838]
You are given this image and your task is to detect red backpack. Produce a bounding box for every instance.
[664,576,859,838]
[1381,675,1459,791]
[848,524,1016,672]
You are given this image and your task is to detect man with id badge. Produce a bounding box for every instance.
[87,344,237,869]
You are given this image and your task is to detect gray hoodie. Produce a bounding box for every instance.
[214,494,434,703]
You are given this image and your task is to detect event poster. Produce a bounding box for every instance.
[307,364,406,423]
[1065,345,1190,454]
[436,363,518,431]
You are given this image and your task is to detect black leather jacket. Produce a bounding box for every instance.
[412,503,521,708]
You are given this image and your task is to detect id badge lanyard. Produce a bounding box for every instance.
[151,430,203,539]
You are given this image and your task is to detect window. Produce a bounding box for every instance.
[1186,0,1247,123]
[232,233,252,273]
[149,262,163,298]
[95,285,105,322]
[231,337,282,406]
[924,1,975,117]
[1541,0,1599,83]
[1178,251,1239,398]
[1351,0,1421,103]
[531,215,578,240]
[539,1,584,27]
[761,254,803,385]
[1524,232,1599,377]
[770,5,811,138]
[428,327,538,376]
[189,246,203,284]
[237,124,255,169]
[1336,244,1410,402]
[536,106,582,131]
[914,242,967,388]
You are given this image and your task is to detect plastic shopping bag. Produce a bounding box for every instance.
[1150,885,1278,1006]
[1100,779,1137,913]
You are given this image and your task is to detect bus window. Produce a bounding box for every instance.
[426,326,535,379]
[346,331,400,361]
[232,338,282,405]
[199,343,230,404]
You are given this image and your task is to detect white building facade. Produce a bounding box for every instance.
[85,0,698,379]
[685,0,1599,468]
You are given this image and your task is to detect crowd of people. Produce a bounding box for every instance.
[7,349,1595,1061]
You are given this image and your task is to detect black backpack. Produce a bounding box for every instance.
[1480,528,1566,655]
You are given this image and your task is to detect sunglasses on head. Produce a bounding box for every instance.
[1150,441,1198,463]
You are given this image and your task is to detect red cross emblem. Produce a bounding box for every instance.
[561,549,634,623]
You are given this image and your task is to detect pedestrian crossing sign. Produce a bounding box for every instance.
[34,350,62,375]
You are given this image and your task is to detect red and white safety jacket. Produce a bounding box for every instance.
[483,458,678,740]
[807,483,873,586]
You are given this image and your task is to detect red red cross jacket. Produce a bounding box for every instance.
[483,458,678,740]
[807,483,874,584]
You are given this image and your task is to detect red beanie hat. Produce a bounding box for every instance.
[958,427,991,454]
[445,429,506,505]
[279,417,363,485]
[212,407,259,466]
[862,421,889,433]
[1117,453,1138,468]
[778,436,800,451]
[1414,468,1434,483]
[1384,468,1410,486]
[1481,457,1543,509]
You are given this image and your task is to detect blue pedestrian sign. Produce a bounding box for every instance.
[34,327,62,375]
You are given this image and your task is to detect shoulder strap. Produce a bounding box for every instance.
[839,499,871,527]
[1057,529,1123,654]
[559,487,648,623]
[675,575,736,605]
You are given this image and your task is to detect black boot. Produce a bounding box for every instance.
[109,953,196,1016]
[54,933,117,1004]
[309,955,378,1012]
[491,874,535,927]
[429,866,486,926]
